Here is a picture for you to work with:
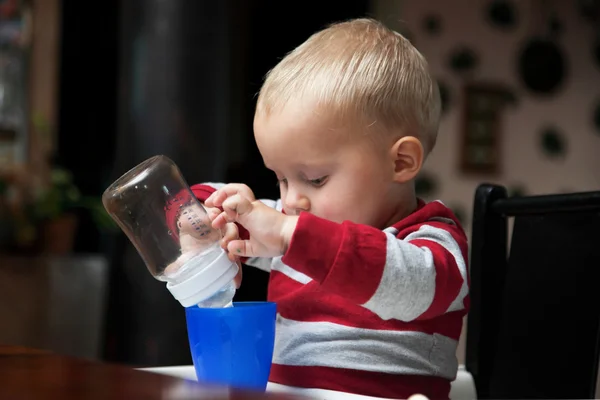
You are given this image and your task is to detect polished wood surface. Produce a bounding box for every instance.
[0,345,304,399]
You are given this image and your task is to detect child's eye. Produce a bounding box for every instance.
[308,176,327,187]
[276,178,288,187]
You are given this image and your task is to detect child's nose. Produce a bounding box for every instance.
[284,190,310,215]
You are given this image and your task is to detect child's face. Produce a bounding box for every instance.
[254,103,407,229]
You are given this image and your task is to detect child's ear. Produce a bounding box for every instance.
[390,136,424,183]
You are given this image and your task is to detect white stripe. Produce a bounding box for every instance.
[273,315,458,379]
[428,216,456,226]
[405,225,468,313]
[271,257,312,284]
[364,225,467,321]
[383,226,399,236]
[363,232,436,321]
[244,257,272,272]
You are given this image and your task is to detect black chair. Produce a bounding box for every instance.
[465,183,600,399]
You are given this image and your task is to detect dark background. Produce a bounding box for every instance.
[57,0,371,366]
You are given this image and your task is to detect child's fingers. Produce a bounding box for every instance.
[205,206,221,222]
[205,184,255,208]
[210,212,229,229]
[221,194,253,218]
[227,239,258,258]
[211,194,252,230]
[204,190,224,208]
[220,222,239,250]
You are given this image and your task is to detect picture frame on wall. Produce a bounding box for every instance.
[460,83,511,175]
[0,0,31,168]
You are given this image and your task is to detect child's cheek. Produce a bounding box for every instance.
[311,199,343,224]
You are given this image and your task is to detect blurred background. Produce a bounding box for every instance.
[0,0,598,370]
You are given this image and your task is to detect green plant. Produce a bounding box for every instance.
[32,167,117,231]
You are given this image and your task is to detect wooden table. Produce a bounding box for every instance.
[0,345,304,399]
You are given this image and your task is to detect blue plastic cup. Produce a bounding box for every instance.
[185,301,277,392]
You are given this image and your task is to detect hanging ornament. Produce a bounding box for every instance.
[508,184,526,197]
[540,125,567,158]
[449,46,479,75]
[438,80,451,115]
[549,15,563,36]
[449,204,467,226]
[423,14,442,36]
[594,37,600,69]
[487,0,518,29]
[415,172,438,197]
[503,89,519,107]
[518,38,566,95]
[593,99,600,135]
[398,27,414,44]
[578,0,600,24]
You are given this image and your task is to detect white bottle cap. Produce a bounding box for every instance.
[166,250,238,307]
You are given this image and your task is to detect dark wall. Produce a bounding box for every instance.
[58,0,370,366]
[225,0,372,311]
[57,0,120,253]
[227,1,372,200]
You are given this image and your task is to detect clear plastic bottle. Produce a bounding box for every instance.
[102,155,238,308]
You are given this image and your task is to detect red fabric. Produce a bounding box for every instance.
[282,202,468,321]
[282,213,388,304]
[269,270,464,339]
[409,238,462,320]
[190,184,250,262]
[188,183,468,399]
[269,200,469,399]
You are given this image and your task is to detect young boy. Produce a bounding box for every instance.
[192,18,469,400]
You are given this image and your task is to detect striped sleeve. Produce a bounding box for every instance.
[281,212,469,322]
[190,183,280,273]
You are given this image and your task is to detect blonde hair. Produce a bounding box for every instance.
[256,18,441,153]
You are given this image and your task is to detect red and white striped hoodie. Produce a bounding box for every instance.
[191,183,469,400]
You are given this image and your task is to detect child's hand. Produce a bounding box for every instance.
[205,183,256,207]
[206,184,298,258]
[205,205,243,288]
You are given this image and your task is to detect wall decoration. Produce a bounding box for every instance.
[423,14,442,35]
[0,0,30,167]
[460,83,512,175]
[518,37,566,95]
[438,80,450,114]
[449,46,479,75]
[415,172,438,197]
[504,89,519,107]
[593,99,600,135]
[487,0,517,29]
[549,16,563,36]
[577,0,599,66]
[578,0,600,24]
[508,184,526,197]
[449,203,467,226]
[540,125,567,158]
[401,30,414,45]
[594,38,600,69]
